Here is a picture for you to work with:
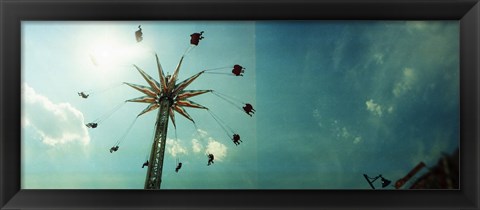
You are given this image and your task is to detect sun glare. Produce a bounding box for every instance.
[79,27,151,72]
[89,38,148,68]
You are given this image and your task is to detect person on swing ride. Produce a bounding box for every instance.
[142,160,149,168]
[78,92,89,99]
[135,25,143,43]
[232,64,245,76]
[85,122,98,128]
[110,145,119,153]
[175,162,182,173]
[232,133,242,145]
[207,153,214,166]
[190,31,204,46]
[242,103,256,117]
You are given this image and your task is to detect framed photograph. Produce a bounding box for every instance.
[1,0,479,209]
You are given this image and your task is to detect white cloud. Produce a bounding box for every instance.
[393,68,417,97]
[23,117,31,127]
[205,139,228,161]
[388,106,394,113]
[353,137,362,144]
[166,138,188,157]
[312,108,323,127]
[393,82,409,97]
[22,83,90,146]
[373,53,384,64]
[406,21,428,33]
[365,99,383,117]
[195,129,209,138]
[191,139,203,153]
[330,122,362,145]
[341,127,350,138]
[191,129,228,160]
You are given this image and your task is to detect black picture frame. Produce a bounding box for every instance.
[1,0,478,209]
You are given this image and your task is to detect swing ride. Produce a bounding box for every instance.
[78,27,255,189]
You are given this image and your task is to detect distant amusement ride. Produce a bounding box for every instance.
[78,25,255,189]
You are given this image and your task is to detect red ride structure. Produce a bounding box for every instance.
[394,162,426,189]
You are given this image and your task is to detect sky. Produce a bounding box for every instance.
[21,21,459,189]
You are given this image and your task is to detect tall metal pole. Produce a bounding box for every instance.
[363,174,379,189]
[144,96,171,189]
[126,54,210,189]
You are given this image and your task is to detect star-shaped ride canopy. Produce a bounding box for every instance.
[124,54,211,127]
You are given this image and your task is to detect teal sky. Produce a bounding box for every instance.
[21,21,459,189]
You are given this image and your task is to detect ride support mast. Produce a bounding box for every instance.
[144,96,171,189]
